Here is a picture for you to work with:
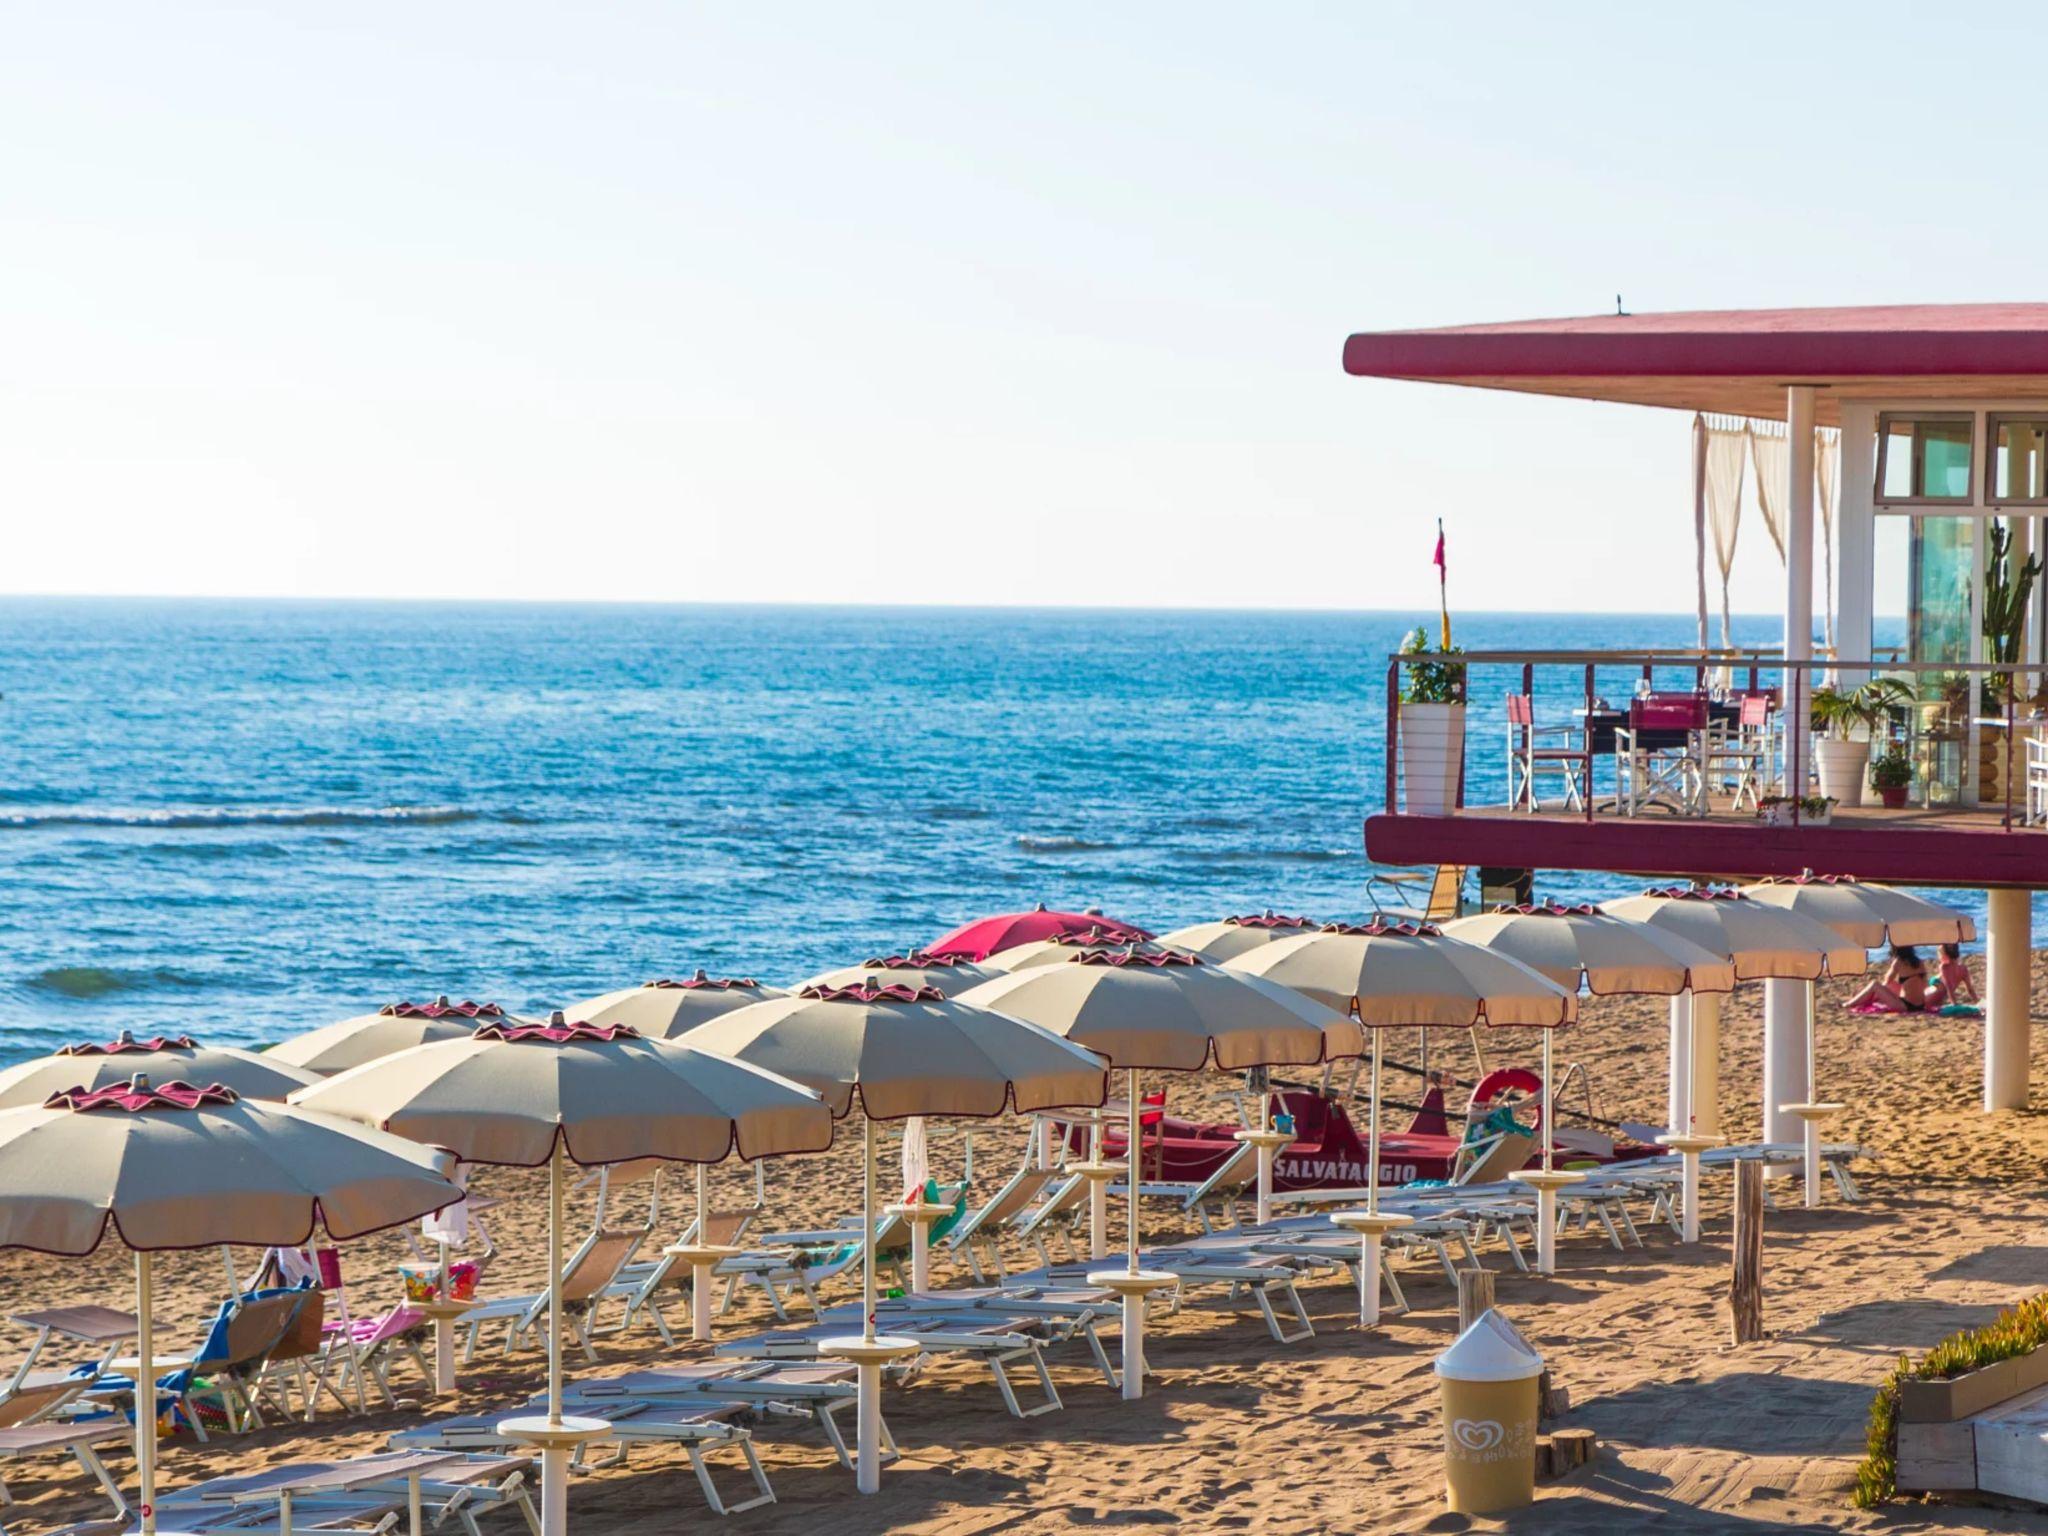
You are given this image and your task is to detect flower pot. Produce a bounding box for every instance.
[1877,784,1910,809]
[1813,736,1870,808]
[1399,701,1466,816]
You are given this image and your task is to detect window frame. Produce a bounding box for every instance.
[1985,413,2048,506]
[1875,411,1977,507]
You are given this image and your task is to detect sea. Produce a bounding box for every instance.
[0,598,1989,1067]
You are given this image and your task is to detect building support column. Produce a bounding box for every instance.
[1763,979,1809,1151]
[1691,991,1721,1137]
[1986,888,2033,1111]
[1783,385,1817,791]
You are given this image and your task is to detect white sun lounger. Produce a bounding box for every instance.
[144,1450,538,1536]
[390,1398,772,1517]
[0,1421,131,1536]
[554,1361,890,1475]
[460,1225,649,1364]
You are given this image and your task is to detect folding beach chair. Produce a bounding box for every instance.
[597,1198,766,1342]
[560,1361,888,1475]
[461,1224,651,1364]
[94,1287,308,1443]
[946,1157,1058,1283]
[1119,1138,1261,1234]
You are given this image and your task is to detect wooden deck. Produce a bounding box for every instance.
[1364,798,2048,889]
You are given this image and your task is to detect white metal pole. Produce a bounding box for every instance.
[1784,384,1817,792]
[1681,1003,1701,1244]
[862,1118,877,1342]
[856,1114,881,1493]
[538,1141,568,1536]
[1367,1032,1383,1218]
[1535,1029,1557,1273]
[1987,888,2032,1110]
[1254,1088,1274,1226]
[1667,994,1691,1136]
[136,1250,155,1536]
[1088,1118,1108,1259]
[1121,1068,1145,1402]
[692,1162,712,1342]
[1126,1069,1141,1275]
[1763,979,1807,1152]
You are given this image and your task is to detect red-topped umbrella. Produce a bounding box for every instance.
[926,903,1153,962]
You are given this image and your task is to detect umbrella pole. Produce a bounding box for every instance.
[136,1250,155,1536]
[863,1117,877,1344]
[1123,1067,1145,1401]
[1126,1069,1141,1275]
[1367,1032,1382,1219]
[692,1162,713,1342]
[1535,1028,1558,1274]
[547,1141,564,1426]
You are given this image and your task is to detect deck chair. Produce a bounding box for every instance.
[92,1288,308,1443]
[562,1362,889,1475]
[332,1306,433,1409]
[596,1202,765,1343]
[1366,864,1467,922]
[249,1286,346,1423]
[721,1185,969,1319]
[0,1419,129,1536]
[1120,1139,1260,1233]
[1006,1172,1093,1272]
[947,1160,1058,1283]
[461,1224,651,1364]
[142,1451,539,1536]
[394,1397,774,1516]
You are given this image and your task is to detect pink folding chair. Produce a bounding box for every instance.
[1504,693,1592,812]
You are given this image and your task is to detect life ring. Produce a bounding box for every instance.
[1466,1067,1544,1138]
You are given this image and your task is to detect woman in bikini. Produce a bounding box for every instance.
[1848,944,1933,1013]
[1924,942,1978,1008]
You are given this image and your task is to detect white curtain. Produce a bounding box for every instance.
[1815,427,1840,655]
[1702,415,1748,649]
[1747,420,1789,565]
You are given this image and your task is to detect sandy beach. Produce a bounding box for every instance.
[8,957,2048,1535]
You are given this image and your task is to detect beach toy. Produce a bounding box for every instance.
[1435,1309,1544,1514]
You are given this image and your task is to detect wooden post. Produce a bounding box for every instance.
[1456,1267,1495,1334]
[1730,1160,1764,1344]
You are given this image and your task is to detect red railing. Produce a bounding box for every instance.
[1384,650,2035,833]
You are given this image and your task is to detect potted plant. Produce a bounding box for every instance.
[1398,625,1466,815]
[1869,744,1913,809]
[1809,678,1916,808]
[1758,794,1836,828]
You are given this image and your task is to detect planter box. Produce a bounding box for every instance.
[1400,701,1465,816]
[1757,802,1833,829]
[1899,1347,2048,1423]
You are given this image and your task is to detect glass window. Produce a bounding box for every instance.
[1989,416,2048,503]
[1877,414,1973,503]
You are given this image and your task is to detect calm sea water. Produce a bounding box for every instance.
[0,599,1974,1066]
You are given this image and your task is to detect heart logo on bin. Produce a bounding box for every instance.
[1452,1417,1504,1453]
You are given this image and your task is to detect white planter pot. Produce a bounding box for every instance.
[1399,701,1466,816]
[1813,736,1870,808]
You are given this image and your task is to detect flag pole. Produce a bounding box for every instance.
[1435,517,1451,650]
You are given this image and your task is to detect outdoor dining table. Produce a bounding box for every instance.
[1576,697,1744,815]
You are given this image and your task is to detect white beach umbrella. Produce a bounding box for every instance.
[563,972,786,1039]
[797,951,1002,997]
[1226,920,1577,1286]
[293,1015,834,1536]
[1741,874,1977,949]
[1602,886,1869,1238]
[0,1031,317,1109]
[958,949,1361,1381]
[978,928,1181,972]
[0,1076,462,1536]
[680,981,1108,1491]
[1444,903,1737,1268]
[262,998,503,1076]
[1155,911,1321,963]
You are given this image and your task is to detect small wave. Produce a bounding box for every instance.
[1261,848,1357,863]
[923,805,991,822]
[0,805,480,832]
[1014,835,1118,854]
[25,965,208,999]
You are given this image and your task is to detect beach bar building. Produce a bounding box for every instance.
[1345,303,2048,1126]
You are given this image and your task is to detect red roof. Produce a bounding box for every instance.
[1342,303,2048,421]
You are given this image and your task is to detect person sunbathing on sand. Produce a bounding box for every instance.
[1924,942,1978,1008]
[1848,944,1933,1013]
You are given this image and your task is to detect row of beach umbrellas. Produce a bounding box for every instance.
[0,879,1972,1534]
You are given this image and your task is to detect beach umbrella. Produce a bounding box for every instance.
[926,903,1153,962]
[293,1015,833,1536]
[682,981,1107,1492]
[262,998,504,1076]
[980,928,1180,972]
[1602,887,1868,1240]
[1156,911,1321,963]
[958,949,1361,1383]
[797,951,1001,997]
[0,1076,462,1536]
[1227,920,1575,1291]
[1443,903,1737,1271]
[1740,874,1973,1207]
[0,1031,317,1109]
[1741,874,1977,948]
[562,972,785,1038]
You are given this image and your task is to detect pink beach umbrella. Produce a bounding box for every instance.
[926,904,1153,962]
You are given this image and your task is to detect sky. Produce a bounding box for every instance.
[3,3,2042,613]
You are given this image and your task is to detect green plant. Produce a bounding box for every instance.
[1810,677,1917,738]
[1985,521,2043,671]
[1869,745,1912,791]
[1757,793,1835,819]
[1399,625,1466,705]
[1854,1291,2048,1507]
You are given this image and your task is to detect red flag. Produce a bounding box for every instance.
[1432,523,1446,571]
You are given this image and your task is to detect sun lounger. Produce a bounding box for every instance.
[556,1361,888,1474]
[142,1450,538,1536]
[1008,1173,1092,1271]
[880,1287,1125,1391]
[716,1182,969,1319]
[1021,1246,1315,1346]
[1113,1139,1261,1234]
[715,1306,1063,1419]
[0,1421,130,1536]
[391,1398,772,1516]
[946,1160,1058,1283]
[593,1203,765,1342]
[460,1226,649,1364]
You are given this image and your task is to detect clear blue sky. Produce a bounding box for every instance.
[4,3,2038,612]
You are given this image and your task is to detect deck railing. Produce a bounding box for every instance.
[1383,649,2040,833]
